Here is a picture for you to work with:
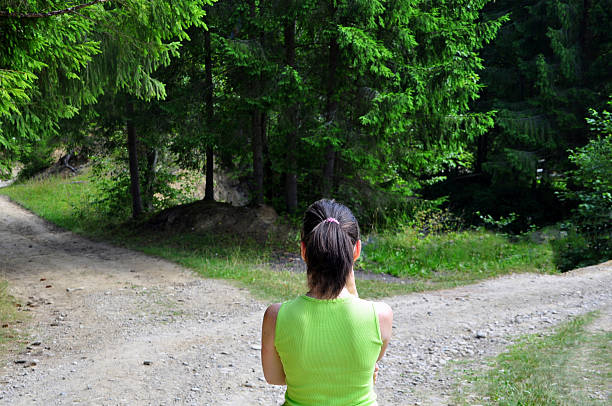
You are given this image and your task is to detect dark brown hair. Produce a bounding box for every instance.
[301,199,360,299]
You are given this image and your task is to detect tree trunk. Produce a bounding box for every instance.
[204,147,214,201]
[284,17,298,212]
[322,34,339,197]
[578,0,591,80]
[62,151,77,173]
[126,101,143,219]
[247,0,265,206]
[144,148,158,211]
[252,111,264,205]
[204,21,215,202]
[263,116,274,202]
[475,133,488,174]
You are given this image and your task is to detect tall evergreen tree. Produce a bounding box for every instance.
[477,0,611,188]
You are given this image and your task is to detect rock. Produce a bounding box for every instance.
[14,360,26,364]
[191,387,200,392]
[475,331,487,339]
[143,361,152,366]
[250,344,261,351]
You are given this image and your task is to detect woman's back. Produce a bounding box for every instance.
[261,200,392,405]
[275,295,382,406]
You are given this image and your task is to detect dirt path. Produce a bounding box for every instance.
[0,195,610,405]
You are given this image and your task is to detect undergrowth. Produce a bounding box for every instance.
[362,228,555,279]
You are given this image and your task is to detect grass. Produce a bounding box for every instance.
[1,172,557,302]
[0,171,102,234]
[362,228,555,279]
[457,312,611,405]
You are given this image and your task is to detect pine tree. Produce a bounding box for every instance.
[477,0,611,189]
[1,0,211,216]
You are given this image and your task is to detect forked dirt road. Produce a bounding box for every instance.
[1,195,610,405]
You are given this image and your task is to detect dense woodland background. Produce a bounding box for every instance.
[1,0,610,270]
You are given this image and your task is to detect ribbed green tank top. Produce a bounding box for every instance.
[275,295,383,406]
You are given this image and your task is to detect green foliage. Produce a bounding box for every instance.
[362,228,554,278]
[550,228,593,272]
[86,149,197,218]
[476,0,611,195]
[0,0,211,175]
[87,155,133,219]
[16,137,55,180]
[476,211,518,232]
[0,1,101,174]
[7,0,607,236]
[553,104,612,270]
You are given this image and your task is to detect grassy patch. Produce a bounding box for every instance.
[458,312,611,405]
[2,173,558,302]
[362,228,555,279]
[0,171,105,235]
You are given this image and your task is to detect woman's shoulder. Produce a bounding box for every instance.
[372,301,392,316]
[358,299,392,324]
[354,297,392,313]
[264,296,303,319]
[263,302,283,322]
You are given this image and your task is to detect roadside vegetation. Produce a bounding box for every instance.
[458,312,611,405]
[1,172,556,301]
[362,229,554,279]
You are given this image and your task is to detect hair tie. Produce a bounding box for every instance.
[324,217,339,224]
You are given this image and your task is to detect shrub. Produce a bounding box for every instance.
[17,138,55,180]
[554,104,612,270]
[84,147,198,220]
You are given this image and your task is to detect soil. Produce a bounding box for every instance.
[0,195,610,405]
[145,200,291,244]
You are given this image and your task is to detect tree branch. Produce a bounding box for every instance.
[0,0,111,18]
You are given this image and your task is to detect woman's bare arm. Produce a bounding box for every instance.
[261,303,286,385]
[374,302,393,361]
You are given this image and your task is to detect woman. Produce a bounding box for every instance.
[261,199,393,406]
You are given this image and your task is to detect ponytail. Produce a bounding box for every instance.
[301,199,360,299]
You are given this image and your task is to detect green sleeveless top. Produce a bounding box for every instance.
[275,295,383,406]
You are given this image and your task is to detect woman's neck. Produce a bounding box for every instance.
[306,286,353,300]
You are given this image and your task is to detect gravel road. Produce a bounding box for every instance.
[0,195,610,405]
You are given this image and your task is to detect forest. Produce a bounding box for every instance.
[1,0,611,270]
[1,2,611,404]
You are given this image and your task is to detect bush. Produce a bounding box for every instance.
[85,148,198,220]
[17,139,55,180]
[550,228,593,271]
[87,155,133,219]
[554,104,612,270]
